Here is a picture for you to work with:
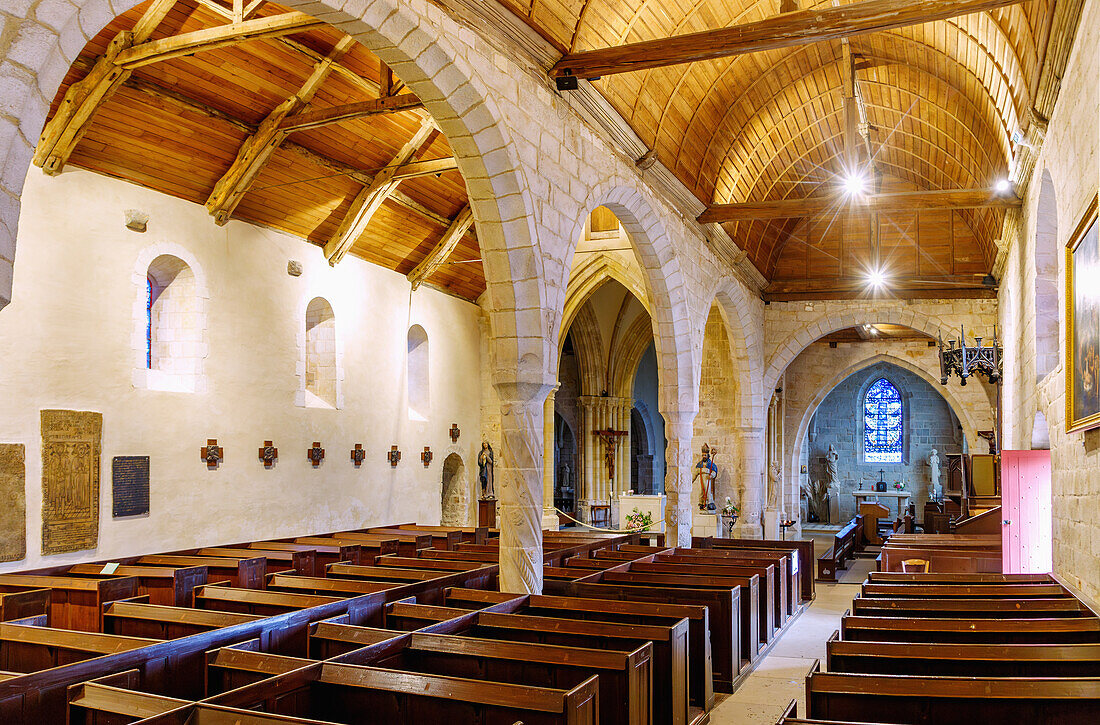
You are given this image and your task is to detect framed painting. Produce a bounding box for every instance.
[1066,194,1100,433]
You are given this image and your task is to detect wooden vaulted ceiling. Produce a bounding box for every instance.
[504,0,1051,295]
[44,0,485,301]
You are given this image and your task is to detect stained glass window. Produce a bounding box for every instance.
[864,378,902,463]
[146,276,153,369]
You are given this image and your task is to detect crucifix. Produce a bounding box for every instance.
[593,429,628,482]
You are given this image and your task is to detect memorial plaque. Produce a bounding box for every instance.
[112,456,150,518]
[41,410,102,555]
[0,444,26,562]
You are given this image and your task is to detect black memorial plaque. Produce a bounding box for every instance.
[112,456,150,517]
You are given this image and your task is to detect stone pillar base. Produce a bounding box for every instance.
[691,512,720,538]
[728,522,763,539]
[541,510,560,531]
[763,508,779,539]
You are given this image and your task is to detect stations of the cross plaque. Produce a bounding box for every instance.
[592,429,628,480]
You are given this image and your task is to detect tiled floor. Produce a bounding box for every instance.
[708,547,875,724]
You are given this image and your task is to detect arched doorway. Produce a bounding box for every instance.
[440,453,466,526]
[630,407,652,493]
[554,413,577,515]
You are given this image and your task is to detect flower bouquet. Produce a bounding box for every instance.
[624,507,653,532]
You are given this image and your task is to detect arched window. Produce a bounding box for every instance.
[864,378,903,463]
[407,325,429,420]
[304,297,337,408]
[143,253,203,391]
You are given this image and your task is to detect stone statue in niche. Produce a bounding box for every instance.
[928,448,942,501]
[767,460,783,508]
[694,444,718,511]
[478,442,495,499]
[824,444,839,486]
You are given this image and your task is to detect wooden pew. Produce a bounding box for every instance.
[840,614,1100,643]
[417,549,498,564]
[292,535,399,563]
[852,595,1091,618]
[326,562,465,583]
[102,601,263,640]
[326,530,432,557]
[68,564,207,607]
[545,576,743,692]
[805,659,1100,723]
[0,621,159,673]
[372,555,490,572]
[205,641,315,695]
[193,585,347,617]
[265,574,398,597]
[596,569,762,663]
[694,536,815,602]
[816,517,861,582]
[867,572,1055,584]
[0,575,138,632]
[365,526,461,551]
[827,633,1100,677]
[204,659,600,725]
[67,679,192,724]
[396,524,491,544]
[459,590,705,722]
[136,555,265,590]
[197,547,314,576]
[252,539,366,569]
[628,559,778,641]
[344,630,652,725]
[0,587,51,624]
[861,582,1070,599]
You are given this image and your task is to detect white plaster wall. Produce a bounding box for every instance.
[0,168,482,571]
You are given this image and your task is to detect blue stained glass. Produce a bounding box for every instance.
[146,276,153,369]
[864,378,902,463]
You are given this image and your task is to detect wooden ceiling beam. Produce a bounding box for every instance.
[205,35,354,225]
[323,118,438,265]
[549,0,1028,80]
[278,94,423,131]
[32,0,176,175]
[407,204,474,290]
[116,11,325,69]
[699,188,1021,223]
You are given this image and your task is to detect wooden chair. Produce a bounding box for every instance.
[901,558,929,573]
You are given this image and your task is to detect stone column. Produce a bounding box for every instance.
[619,400,631,494]
[734,425,766,538]
[662,411,698,547]
[495,382,550,594]
[541,384,560,530]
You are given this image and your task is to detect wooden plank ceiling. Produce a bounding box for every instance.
[504,0,1050,296]
[44,0,485,301]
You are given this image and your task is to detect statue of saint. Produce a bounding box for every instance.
[693,444,718,511]
[478,442,495,499]
[767,460,782,508]
[928,448,942,501]
[824,444,840,486]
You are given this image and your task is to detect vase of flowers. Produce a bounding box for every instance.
[624,507,653,532]
[893,481,905,492]
[720,497,740,536]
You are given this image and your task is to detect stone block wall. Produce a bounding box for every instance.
[692,305,741,512]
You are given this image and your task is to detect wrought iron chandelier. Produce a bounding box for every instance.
[938,325,1003,386]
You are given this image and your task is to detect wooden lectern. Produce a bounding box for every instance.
[859,501,890,545]
[478,498,497,528]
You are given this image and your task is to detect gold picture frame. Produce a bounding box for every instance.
[1065,194,1100,433]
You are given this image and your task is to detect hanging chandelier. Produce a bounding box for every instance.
[938,325,1003,386]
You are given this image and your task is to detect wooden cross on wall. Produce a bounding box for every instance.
[350,444,365,467]
[258,441,278,468]
[387,445,401,467]
[307,442,325,467]
[449,423,460,443]
[201,439,223,469]
[421,447,433,467]
[593,429,628,481]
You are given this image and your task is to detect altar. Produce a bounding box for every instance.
[615,492,666,533]
[852,490,911,517]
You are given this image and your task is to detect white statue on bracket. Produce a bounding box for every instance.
[928,448,942,501]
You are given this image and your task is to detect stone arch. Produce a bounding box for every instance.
[1034,168,1059,382]
[764,308,951,394]
[706,279,764,438]
[562,184,699,415]
[304,297,338,408]
[789,353,982,491]
[440,453,467,526]
[0,0,548,393]
[559,253,652,356]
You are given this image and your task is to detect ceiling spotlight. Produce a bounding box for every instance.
[867,269,886,289]
[843,173,866,196]
[994,178,1012,194]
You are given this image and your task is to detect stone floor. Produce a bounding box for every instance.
[708,548,876,724]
